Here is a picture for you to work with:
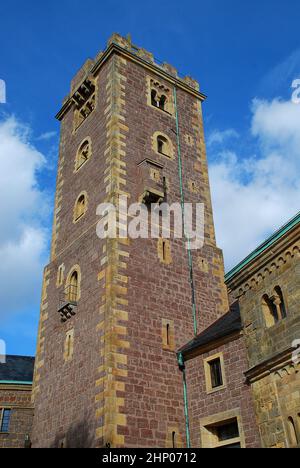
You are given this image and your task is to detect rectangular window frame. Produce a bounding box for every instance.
[0,407,12,433]
[200,410,246,449]
[204,352,227,394]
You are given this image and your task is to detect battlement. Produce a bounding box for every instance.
[59,33,202,117]
[106,33,200,91]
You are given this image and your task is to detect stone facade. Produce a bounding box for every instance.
[186,335,261,448]
[0,383,33,448]
[227,214,300,448]
[27,34,300,449]
[31,34,229,448]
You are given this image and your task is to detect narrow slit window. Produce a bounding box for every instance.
[67,334,72,358]
[162,319,174,351]
[162,240,166,262]
[58,267,63,285]
[57,264,64,286]
[166,323,170,346]
[172,431,176,449]
[64,329,74,362]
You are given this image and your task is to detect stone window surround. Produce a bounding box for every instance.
[0,407,12,434]
[73,191,88,224]
[74,137,92,172]
[157,238,172,265]
[64,328,75,363]
[56,263,65,288]
[204,352,227,394]
[72,77,97,134]
[162,318,175,352]
[151,131,175,160]
[261,285,288,329]
[200,408,246,448]
[146,76,175,117]
[65,265,82,303]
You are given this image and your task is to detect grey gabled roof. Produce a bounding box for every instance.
[179,302,242,357]
[0,355,35,383]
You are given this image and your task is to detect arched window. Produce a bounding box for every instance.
[262,294,278,328]
[159,94,167,111]
[155,134,173,158]
[68,270,79,302]
[74,193,87,222]
[274,286,287,319]
[151,89,158,107]
[287,417,298,447]
[75,139,91,171]
[148,78,173,115]
[157,135,168,155]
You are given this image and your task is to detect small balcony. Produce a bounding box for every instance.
[137,159,165,206]
[58,285,78,322]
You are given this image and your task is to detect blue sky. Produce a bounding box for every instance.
[0,0,300,357]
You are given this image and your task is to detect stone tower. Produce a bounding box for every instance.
[31,34,228,448]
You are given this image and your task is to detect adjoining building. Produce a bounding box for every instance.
[178,211,300,448]
[226,212,300,449]
[0,355,34,448]
[179,302,261,448]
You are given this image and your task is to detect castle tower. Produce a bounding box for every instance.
[31,34,229,448]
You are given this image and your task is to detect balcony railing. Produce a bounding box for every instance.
[57,285,78,322]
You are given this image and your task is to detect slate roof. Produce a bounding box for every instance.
[0,355,35,383]
[179,302,242,358]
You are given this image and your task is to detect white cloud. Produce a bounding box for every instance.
[36,131,57,141]
[258,48,300,95]
[209,98,300,271]
[207,129,239,147]
[0,117,49,317]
